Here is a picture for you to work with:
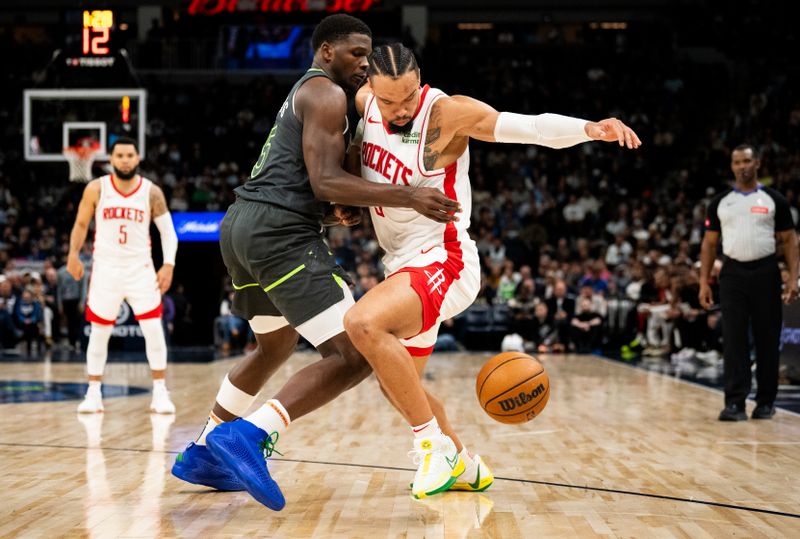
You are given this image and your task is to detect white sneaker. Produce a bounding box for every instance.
[409,433,465,499]
[77,390,104,414]
[150,385,176,414]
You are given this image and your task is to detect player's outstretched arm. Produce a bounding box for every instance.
[438,95,642,149]
[150,184,177,294]
[298,78,460,223]
[67,180,100,281]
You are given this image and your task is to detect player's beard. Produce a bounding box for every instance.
[386,120,414,134]
[113,165,138,180]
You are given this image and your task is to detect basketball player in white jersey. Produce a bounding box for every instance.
[344,43,642,498]
[68,137,179,414]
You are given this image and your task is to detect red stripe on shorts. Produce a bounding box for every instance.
[393,162,464,334]
[85,305,116,325]
[405,345,435,357]
[135,303,163,320]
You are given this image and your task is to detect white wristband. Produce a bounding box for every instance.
[494,112,592,149]
[154,212,178,266]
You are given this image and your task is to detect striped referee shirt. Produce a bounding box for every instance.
[705,185,794,262]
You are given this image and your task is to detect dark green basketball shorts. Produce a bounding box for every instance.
[219,199,350,327]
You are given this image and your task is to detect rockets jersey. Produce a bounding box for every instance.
[361,85,477,274]
[93,175,153,266]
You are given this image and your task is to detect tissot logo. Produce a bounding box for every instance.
[498,383,546,412]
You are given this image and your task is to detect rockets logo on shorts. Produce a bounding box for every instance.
[425,268,446,295]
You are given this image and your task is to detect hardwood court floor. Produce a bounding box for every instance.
[1,352,800,538]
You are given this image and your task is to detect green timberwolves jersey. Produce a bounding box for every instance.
[235,68,356,224]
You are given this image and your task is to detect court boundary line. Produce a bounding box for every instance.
[592,355,800,418]
[2,441,798,520]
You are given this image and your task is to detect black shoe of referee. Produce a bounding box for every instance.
[751,403,776,420]
[718,403,747,421]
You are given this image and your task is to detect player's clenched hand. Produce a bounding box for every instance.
[157,265,174,294]
[585,118,642,149]
[67,253,84,281]
[410,187,461,223]
[334,205,362,226]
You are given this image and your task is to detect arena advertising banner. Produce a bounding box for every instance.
[187,0,377,15]
[172,212,225,242]
[781,302,800,380]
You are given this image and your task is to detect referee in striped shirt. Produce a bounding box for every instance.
[699,144,799,421]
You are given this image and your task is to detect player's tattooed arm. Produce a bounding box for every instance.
[422,105,446,170]
[150,184,169,218]
[422,105,443,170]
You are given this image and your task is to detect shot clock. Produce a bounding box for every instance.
[82,10,113,56]
[65,9,117,68]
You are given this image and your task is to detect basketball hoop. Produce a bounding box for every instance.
[64,137,101,183]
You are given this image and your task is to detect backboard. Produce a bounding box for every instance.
[23,88,146,162]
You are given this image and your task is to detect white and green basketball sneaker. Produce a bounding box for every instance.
[409,433,465,499]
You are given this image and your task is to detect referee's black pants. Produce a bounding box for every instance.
[719,255,781,407]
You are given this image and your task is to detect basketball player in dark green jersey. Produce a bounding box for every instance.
[172,15,460,510]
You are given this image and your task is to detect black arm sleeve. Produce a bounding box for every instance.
[764,187,795,231]
[705,193,724,232]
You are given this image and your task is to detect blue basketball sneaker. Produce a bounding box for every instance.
[206,419,286,511]
[171,442,245,491]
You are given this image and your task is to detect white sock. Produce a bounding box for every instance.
[457,447,478,481]
[411,416,442,438]
[87,380,102,395]
[245,399,291,438]
[152,379,166,391]
[196,411,222,446]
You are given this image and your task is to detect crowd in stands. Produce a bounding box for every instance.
[2,13,799,368]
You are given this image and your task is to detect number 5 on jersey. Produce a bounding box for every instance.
[119,224,127,244]
[251,124,279,177]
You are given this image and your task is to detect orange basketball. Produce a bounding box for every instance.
[476,352,550,424]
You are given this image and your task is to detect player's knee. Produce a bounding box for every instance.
[254,326,298,363]
[343,307,373,347]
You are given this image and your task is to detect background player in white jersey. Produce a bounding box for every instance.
[68,137,179,414]
[344,43,642,498]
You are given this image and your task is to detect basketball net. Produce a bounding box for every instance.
[64,138,100,183]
